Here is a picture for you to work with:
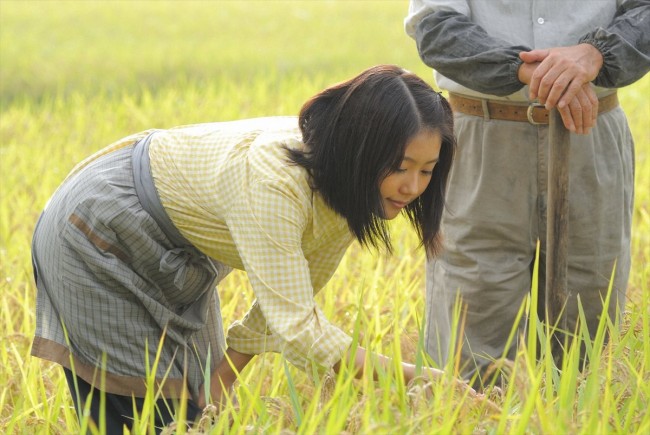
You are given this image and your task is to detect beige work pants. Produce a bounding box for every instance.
[425,106,634,384]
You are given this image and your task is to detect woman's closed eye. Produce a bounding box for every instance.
[394,167,435,175]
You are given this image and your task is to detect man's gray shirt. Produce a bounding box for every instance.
[405,0,650,100]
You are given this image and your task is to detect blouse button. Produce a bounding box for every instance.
[537,17,545,24]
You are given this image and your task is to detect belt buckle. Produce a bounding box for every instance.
[527,102,546,125]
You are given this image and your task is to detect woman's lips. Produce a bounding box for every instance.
[388,199,409,208]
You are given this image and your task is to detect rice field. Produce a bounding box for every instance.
[1,1,648,433]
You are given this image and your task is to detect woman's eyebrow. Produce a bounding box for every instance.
[403,156,439,164]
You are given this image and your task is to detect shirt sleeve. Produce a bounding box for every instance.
[224,173,352,371]
[406,0,531,96]
[579,0,650,88]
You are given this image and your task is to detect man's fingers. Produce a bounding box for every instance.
[545,74,574,108]
[528,60,553,100]
[568,96,585,134]
[576,89,593,133]
[588,88,599,123]
[558,104,576,133]
[534,65,563,104]
[579,85,599,133]
[556,75,590,109]
[556,85,599,135]
[523,45,602,135]
[526,45,600,106]
[520,49,550,64]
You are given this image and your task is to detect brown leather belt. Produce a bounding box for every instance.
[448,92,619,125]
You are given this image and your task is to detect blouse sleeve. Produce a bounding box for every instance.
[224,174,352,371]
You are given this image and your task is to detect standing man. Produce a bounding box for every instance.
[405,0,649,387]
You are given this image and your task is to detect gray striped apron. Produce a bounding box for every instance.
[31,133,228,399]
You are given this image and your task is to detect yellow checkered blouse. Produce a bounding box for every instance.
[97,116,355,370]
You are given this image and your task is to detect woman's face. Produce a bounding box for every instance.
[379,129,442,220]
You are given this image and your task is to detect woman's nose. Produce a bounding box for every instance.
[400,174,419,195]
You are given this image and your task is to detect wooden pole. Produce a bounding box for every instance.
[546,108,570,361]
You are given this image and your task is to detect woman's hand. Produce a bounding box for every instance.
[196,348,254,409]
[334,346,478,396]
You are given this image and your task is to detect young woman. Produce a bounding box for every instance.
[31,65,457,432]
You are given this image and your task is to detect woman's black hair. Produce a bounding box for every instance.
[286,64,455,258]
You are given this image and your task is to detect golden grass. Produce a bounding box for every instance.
[1,1,649,433]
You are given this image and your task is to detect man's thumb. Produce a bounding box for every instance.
[520,49,548,63]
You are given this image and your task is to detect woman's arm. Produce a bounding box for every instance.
[197,348,254,409]
[333,346,476,395]
[197,345,476,409]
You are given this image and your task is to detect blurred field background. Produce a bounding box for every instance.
[1,1,648,433]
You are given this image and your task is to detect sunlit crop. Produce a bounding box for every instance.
[1,2,648,434]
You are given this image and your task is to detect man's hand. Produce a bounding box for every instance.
[520,44,603,109]
[557,83,599,134]
[518,51,600,134]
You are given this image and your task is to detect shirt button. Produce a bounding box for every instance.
[537,17,545,24]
